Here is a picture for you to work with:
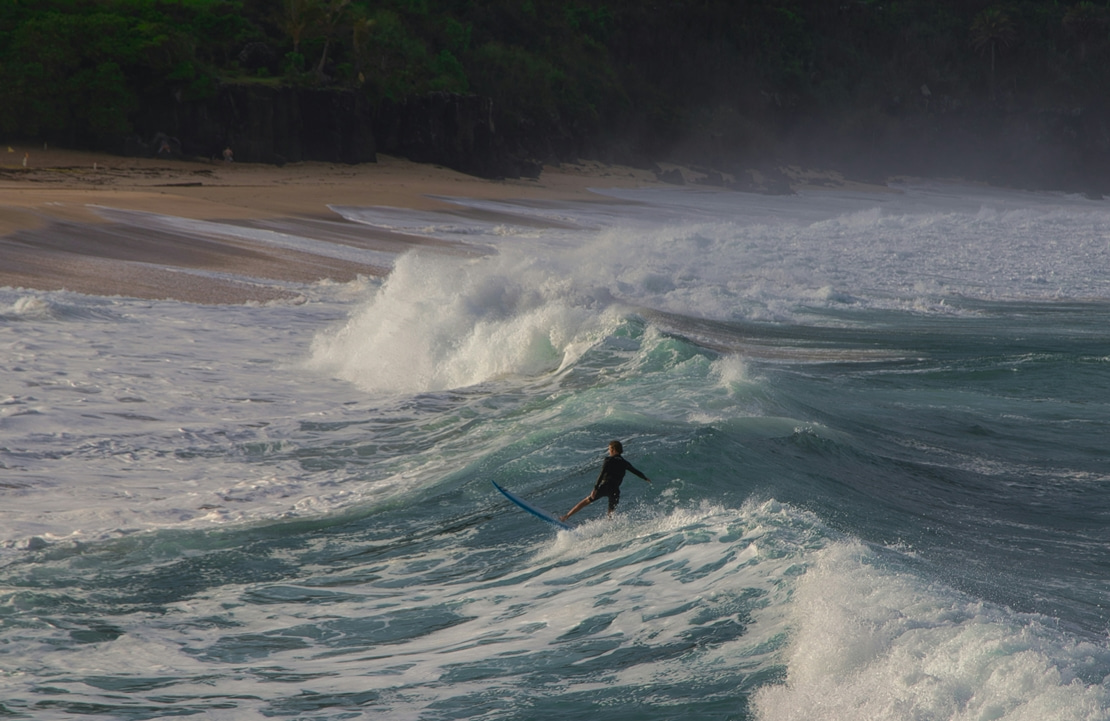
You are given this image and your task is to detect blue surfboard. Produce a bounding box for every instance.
[492,480,572,530]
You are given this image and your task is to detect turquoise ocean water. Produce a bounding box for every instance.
[2,181,1110,719]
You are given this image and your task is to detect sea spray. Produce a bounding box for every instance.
[307,249,617,394]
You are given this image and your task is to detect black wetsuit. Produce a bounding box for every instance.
[591,455,648,512]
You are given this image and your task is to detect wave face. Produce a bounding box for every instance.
[2,182,1110,719]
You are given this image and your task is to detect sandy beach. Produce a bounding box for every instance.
[0,146,685,304]
[0,146,874,304]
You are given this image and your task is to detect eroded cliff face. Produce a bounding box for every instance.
[127,85,531,179]
[124,80,1110,196]
[373,93,541,180]
[129,85,371,166]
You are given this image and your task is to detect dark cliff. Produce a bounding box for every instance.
[127,79,1110,196]
[126,85,535,180]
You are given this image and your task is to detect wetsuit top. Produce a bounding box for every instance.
[594,455,647,494]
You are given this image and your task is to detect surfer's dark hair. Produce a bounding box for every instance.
[609,440,623,454]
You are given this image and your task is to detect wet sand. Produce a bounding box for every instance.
[0,146,876,304]
[0,148,675,303]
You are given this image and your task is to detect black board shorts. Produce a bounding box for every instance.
[591,482,620,512]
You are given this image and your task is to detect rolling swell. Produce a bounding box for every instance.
[3,184,1110,719]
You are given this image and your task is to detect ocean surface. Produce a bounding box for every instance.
[3,180,1110,720]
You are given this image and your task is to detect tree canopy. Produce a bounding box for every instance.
[2,0,1109,160]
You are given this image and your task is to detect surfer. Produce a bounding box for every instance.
[561,440,651,522]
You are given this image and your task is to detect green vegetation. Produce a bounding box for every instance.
[2,0,1109,158]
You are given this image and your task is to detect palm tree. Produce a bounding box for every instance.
[1063,1,1109,62]
[283,0,318,55]
[313,0,352,80]
[970,7,1018,101]
[351,13,376,84]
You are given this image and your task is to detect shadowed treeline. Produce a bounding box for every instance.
[3,1,1109,191]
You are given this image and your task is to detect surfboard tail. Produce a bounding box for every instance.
[492,480,572,530]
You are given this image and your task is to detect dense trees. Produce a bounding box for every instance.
[0,0,257,144]
[970,8,1018,100]
[2,0,1109,166]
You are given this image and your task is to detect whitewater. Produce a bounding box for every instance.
[2,180,1109,720]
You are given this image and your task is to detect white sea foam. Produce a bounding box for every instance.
[440,185,1110,318]
[1,295,56,319]
[4,495,1107,719]
[306,249,618,394]
[753,541,1110,721]
[711,355,752,389]
[129,501,813,718]
[309,183,1110,403]
[34,497,1097,721]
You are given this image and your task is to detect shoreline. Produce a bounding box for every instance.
[0,147,669,227]
[0,146,879,304]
